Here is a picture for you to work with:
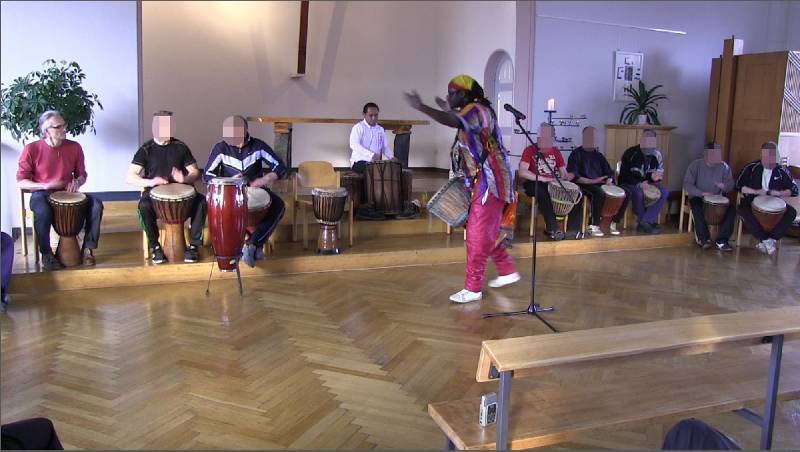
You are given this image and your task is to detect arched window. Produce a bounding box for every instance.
[485,50,514,146]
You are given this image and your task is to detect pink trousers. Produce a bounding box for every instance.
[464,193,517,292]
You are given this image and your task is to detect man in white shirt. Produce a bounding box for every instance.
[349,102,394,172]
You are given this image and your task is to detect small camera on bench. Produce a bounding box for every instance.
[479,392,497,426]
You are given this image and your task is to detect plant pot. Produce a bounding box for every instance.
[637,114,648,125]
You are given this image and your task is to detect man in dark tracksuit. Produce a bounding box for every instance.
[735,142,798,255]
[204,116,287,267]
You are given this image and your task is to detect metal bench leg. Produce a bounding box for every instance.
[496,370,512,450]
[761,334,783,450]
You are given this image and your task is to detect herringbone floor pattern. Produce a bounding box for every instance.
[2,244,799,449]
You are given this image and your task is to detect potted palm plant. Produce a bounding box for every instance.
[1,59,103,142]
[618,80,667,125]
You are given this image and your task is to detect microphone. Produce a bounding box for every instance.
[503,103,526,121]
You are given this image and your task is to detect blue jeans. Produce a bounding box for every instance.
[620,183,668,225]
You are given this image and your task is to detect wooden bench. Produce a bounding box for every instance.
[429,307,800,450]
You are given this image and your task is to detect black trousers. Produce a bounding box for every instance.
[30,190,104,257]
[1,417,63,450]
[351,161,368,173]
[523,180,582,232]
[738,199,797,241]
[248,189,285,248]
[138,190,207,249]
[689,196,736,243]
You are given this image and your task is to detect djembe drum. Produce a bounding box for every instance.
[340,171,364,212]
[312,187,348,255]
[703,194,730,240]
[752,195,786,233]
[598,184,626,232]
[427,177,470,228]
[207,177,247,271]
[246,186,271,234]
[365,160,402,215]
[150,184,197,264]
[643,184,662,207]
[48,191,89,267]
[548,180,583,217]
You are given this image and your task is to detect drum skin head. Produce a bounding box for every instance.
[49,191,87,204]
[702,194,729,205]
[151,183,196,200]
[247,187,271,210]
[601,185,625,198]
[753,195,786,214]
[312,187,348,197]
[209,177,247,186]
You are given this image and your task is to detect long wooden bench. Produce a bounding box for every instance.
[429,307,800,450]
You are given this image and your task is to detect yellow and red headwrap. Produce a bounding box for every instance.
[448,74,477,93]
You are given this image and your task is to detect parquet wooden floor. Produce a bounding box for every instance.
[2,243,799,449]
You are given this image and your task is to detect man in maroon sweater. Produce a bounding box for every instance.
[16,110,104,270]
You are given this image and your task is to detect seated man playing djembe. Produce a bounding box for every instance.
[735,142,798,255]
[518,123,581,240]
[126,110,206,264]
[683,142,735,251]
[16,110,104,270]
[618,129,669,234]
[204,115,287,268]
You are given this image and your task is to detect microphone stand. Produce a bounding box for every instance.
[482,115,565,333]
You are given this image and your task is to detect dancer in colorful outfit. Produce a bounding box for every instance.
[404,75,519,303]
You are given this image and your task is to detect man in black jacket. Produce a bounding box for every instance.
[735,142,798,255]
[617,129,668,234]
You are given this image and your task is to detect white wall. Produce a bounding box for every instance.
[433,1,517,168]
[532,1,795,190]
[788,1,800,50]
[0,1,139,233]
[142,1,443,170]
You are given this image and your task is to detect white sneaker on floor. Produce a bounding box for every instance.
[488,272,521,288]
[588,225,604,237]
[756,240,770,255]
[609,222,621,235]
[449,289,482,304]
[765,239,777,255]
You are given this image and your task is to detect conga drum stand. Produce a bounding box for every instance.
[205,259,244,296]
[482,115,559,333]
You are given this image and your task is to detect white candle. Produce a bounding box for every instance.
[547,98,555,111]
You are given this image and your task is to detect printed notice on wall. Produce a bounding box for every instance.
[613,51,643,102]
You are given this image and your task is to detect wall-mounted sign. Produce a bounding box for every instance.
[613,51,643,101]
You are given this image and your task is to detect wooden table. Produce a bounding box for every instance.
[247,116,430,169]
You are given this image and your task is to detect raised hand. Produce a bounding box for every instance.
[403,91,423,110]
[171,167,185,184]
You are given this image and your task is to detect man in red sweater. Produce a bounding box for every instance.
[16,110,104,270]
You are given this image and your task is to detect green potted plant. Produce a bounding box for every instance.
[618,80,667,126]
[1,59,103,143]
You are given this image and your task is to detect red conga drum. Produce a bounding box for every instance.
[207,177,247,271]
[150,183,197,264]
[365,160,402,215]
[246,186,271,234]
[598,184,626,232]
[312,187,348,255]
[48,191,89,267]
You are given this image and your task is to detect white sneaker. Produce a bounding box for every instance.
[765,239,777,255]
[756,241,770,255]
[488,272,521,288]
[449,289,482,304]
[609,222,621,235]
[588,225,604,237]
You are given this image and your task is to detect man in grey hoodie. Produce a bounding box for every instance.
[682,142,735,251]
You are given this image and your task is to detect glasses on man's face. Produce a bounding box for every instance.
[48,123,67,131]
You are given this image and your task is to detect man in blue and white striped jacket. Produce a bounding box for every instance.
[204,116,287,267]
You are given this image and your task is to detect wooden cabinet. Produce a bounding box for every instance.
[706,41,800,175]
[604,125,676,185]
